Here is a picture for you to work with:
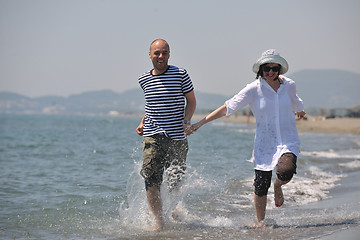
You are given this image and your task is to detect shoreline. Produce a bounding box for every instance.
[121,113,360,135]
[213,115,360,136]
[295,117,360,135]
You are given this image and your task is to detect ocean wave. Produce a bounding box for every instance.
[338,160,360,168]
[209,165,343,212]
[301,149,360,159]
[279,166,343,205]
[235,128,256,133]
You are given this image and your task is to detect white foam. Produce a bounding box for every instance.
[279,166,343,205]
[206,216,233,227]
[235,128,256,133]
[211,121,255,132]
[339,160,360,168]
[212,166,344,212]
[233,166,345,209]
[118,160,152,232]
[118,153,346,235]
[301,149,360,159]
[118,161,217,232]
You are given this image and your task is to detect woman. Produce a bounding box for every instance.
[191,49,305,226]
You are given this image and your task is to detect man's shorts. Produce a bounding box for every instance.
[140,133,188,190]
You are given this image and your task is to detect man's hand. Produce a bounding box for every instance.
[136,124,144,136]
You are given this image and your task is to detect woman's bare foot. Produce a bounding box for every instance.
[252,220,266,228]
[274,183,284,207]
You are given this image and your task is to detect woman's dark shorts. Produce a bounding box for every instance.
[254,152,297,197]
[140,133,188,190]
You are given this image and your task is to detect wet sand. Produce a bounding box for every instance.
[311,170,360,239]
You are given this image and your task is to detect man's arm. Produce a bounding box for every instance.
[136,114,145,136]
[183,90,196,135]
[184,90,196,122]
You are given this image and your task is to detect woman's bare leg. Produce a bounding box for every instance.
[254,193,267,226]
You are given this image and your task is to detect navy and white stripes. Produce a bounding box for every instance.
[139,65,194,140]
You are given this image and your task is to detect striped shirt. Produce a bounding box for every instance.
[139,65,194,140]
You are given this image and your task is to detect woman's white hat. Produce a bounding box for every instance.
[252,49,288,74]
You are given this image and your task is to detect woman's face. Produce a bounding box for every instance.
[262,63,280,81]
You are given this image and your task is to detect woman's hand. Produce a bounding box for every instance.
[190,122,202,133]
[296,110,306,119]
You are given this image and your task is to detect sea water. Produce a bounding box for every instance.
[0,114,359,239]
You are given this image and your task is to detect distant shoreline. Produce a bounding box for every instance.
[5,112,358,135]
[122,113,360,136]
[218,115,360,136]
[295,117,360,135]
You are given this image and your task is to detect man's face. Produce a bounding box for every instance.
[149,40,170,75]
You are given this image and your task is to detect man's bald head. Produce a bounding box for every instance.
[150,39,170,52]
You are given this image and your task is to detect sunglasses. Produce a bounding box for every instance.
[263,66,280,72]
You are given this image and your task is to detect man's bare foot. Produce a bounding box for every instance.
[171,212,180,221]
[152,220,163,231]
[274,183,284,207]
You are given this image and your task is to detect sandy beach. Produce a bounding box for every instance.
[214,115,360,136]
[122,113,360,136]
[295,117,360,135]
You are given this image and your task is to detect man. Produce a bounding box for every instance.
[136,39,196,231]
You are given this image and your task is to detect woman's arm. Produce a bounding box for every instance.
[287,80,306,119]
[191,104,227,132]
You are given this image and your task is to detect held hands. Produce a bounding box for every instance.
[184,122,202,136]
[190,122,202,133]
[136,121,200,136]
[183,123,193,135]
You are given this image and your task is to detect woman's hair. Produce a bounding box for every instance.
[256,65,264,79]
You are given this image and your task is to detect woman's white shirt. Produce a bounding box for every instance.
[225,76,304,171]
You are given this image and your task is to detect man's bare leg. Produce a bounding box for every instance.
[146,185,163,231]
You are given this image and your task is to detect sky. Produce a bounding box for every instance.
[1,0,360,98]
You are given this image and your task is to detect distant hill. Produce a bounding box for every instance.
[288,69,360,108]
[1,69,358,115]
[0,89,228,115]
